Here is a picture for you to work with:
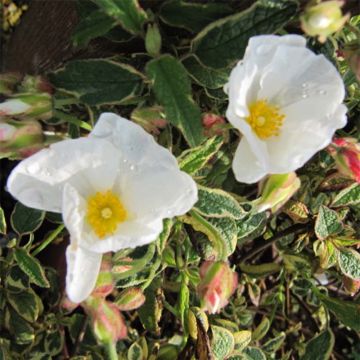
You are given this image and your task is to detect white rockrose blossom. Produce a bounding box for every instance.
[7,113,198,302]
[225,34,347,184]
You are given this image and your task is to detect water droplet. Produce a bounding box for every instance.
[301,82,309,88]
[301,93,308,99]
[43,168,51,176]
[319,89,327,95]
[129,165,136,171]
[123,158,128,163]
[27,163,40,174]
[256,44,272,55]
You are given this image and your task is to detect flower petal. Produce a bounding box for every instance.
[90,112,178,168]
[0,99,31,115]
[65,245,102,303]
[232,138,267,184]
[7,138,118,212]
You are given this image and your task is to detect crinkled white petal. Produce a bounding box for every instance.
[65,245,102,303]
[0,99,31,115]
[7,138,119,212]
[232,138,267,184]
[118,163,198,222]
[90,112,178,169]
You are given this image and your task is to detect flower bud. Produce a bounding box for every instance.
[0,73,22,95]
[0,93,52,121]
[0,119,44,159]
[300,0,349,43]
[131,106,167,135]
[145,23,162,57]
[197,261,238,314]
[202,113,226,137]
[256,172,301,213]
[115,287,146,311]
[85,297,127,343]
[91,255,115,298]
[328,138,360,183]
[343,276,360,296]
[20,75,53,94]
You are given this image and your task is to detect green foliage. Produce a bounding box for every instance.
[11,203,45,236]
[301,329,334,360]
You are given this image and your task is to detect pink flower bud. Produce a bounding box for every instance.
[131,107,167,135]
[91,254,115,298]
[197,261,238,314]
[343,276,360,296]
[202,113,226,137]
[85,297,127,343]
[256,172,301,213]
[328,138,360,183]
[115,288,146,311]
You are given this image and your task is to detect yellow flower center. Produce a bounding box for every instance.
[86,190,127,238]
[246,99,285,140]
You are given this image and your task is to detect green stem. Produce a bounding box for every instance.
[105,341,118,360]
[53,110,92,131]
[32,224,65,256]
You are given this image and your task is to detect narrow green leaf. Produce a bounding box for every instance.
[7,288,41,322]
[13,248,50,288]
[252,317,270,341]
[178,136,223,175]
[211,325,235,360]
[233,330,252,352]
[146,55,204,147]
[159,0,232,33]
[0,207,6,234]
[192,0,298,69]
[156,219,173,254]
[128,342,143,360]
[315,205,343,240]
[262,332,286,354]
[49,59,143,106]
[5,308,34,344]
[242,347,267,360]
[72,10,117,47]
[315,290,360,332]
[338,247,360,280]
[91,0,147,35]
[178,276,190,330]
[301,329,334,360]
[195,185,246,220]
[240,263,281,277]
[332,183,360,207]
[11,203,45,236]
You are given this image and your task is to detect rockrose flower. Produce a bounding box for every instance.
[7,113,198,302]
[225,35,347,184]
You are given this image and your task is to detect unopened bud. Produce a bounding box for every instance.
[131,106,167,135]
[300,0,349,43]
[145,23,162,57]
[20,75,53,95]
[197,261,238,314]
[343,276,360,296]
[202,113,227,138]
[115,287,145,311]
[328,138,360,183]
[256,172,301,213]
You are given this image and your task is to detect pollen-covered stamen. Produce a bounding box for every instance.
[87,191,127,239]
[246,99,285,140]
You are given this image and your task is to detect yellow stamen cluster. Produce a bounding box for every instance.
[86,191,127,238]
[246,99,285,140]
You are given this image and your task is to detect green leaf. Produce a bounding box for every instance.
[240,262,281,277]
[315,205,343,240]
[192,0,298,69]
[233,330,252,352]
[301,329,334,360]
[178,136,223,175]
[44,329,64,356]
[332,183,360,207]
[184,211,237,260]
[91,0,147,35]
[252,317,270,341]
[72,10,117,47]
[195,185,246,220]
[182,55,229,89]
[315,290,360,332]
[156,219,173,254]
[237,211,267,243]
[242,347,266,360]
[5,308,34,344]
[11,203,45,236]
[178,276,190,330]
[159,0,232,33]
[128,342,143,360]
[211,325,235,360]
[262,332,286,353]
[338,247,360,280]
[13,248,50,288]
[49,59,143,106]
[146,55,204,147]
[0,207,6,234]
[7,288,41,322]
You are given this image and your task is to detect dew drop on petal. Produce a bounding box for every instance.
[27,163,40,174]
[301,82,309,88]
[301,93,309,99]
[129,165,136,171]
[319,89,327,95]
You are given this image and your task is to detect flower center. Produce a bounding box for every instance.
[86,190,127,238]
[246,99,285,140]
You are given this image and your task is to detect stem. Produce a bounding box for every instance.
[53,110,92,131]
[32,224,65,256]
[105,341,118,360]
[240,223,311,263]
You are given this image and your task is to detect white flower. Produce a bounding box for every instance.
[7,113,198,302]
[225,35,347,184]
[0,99,31,116]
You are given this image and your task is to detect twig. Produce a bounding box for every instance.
[32,224,65,256]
